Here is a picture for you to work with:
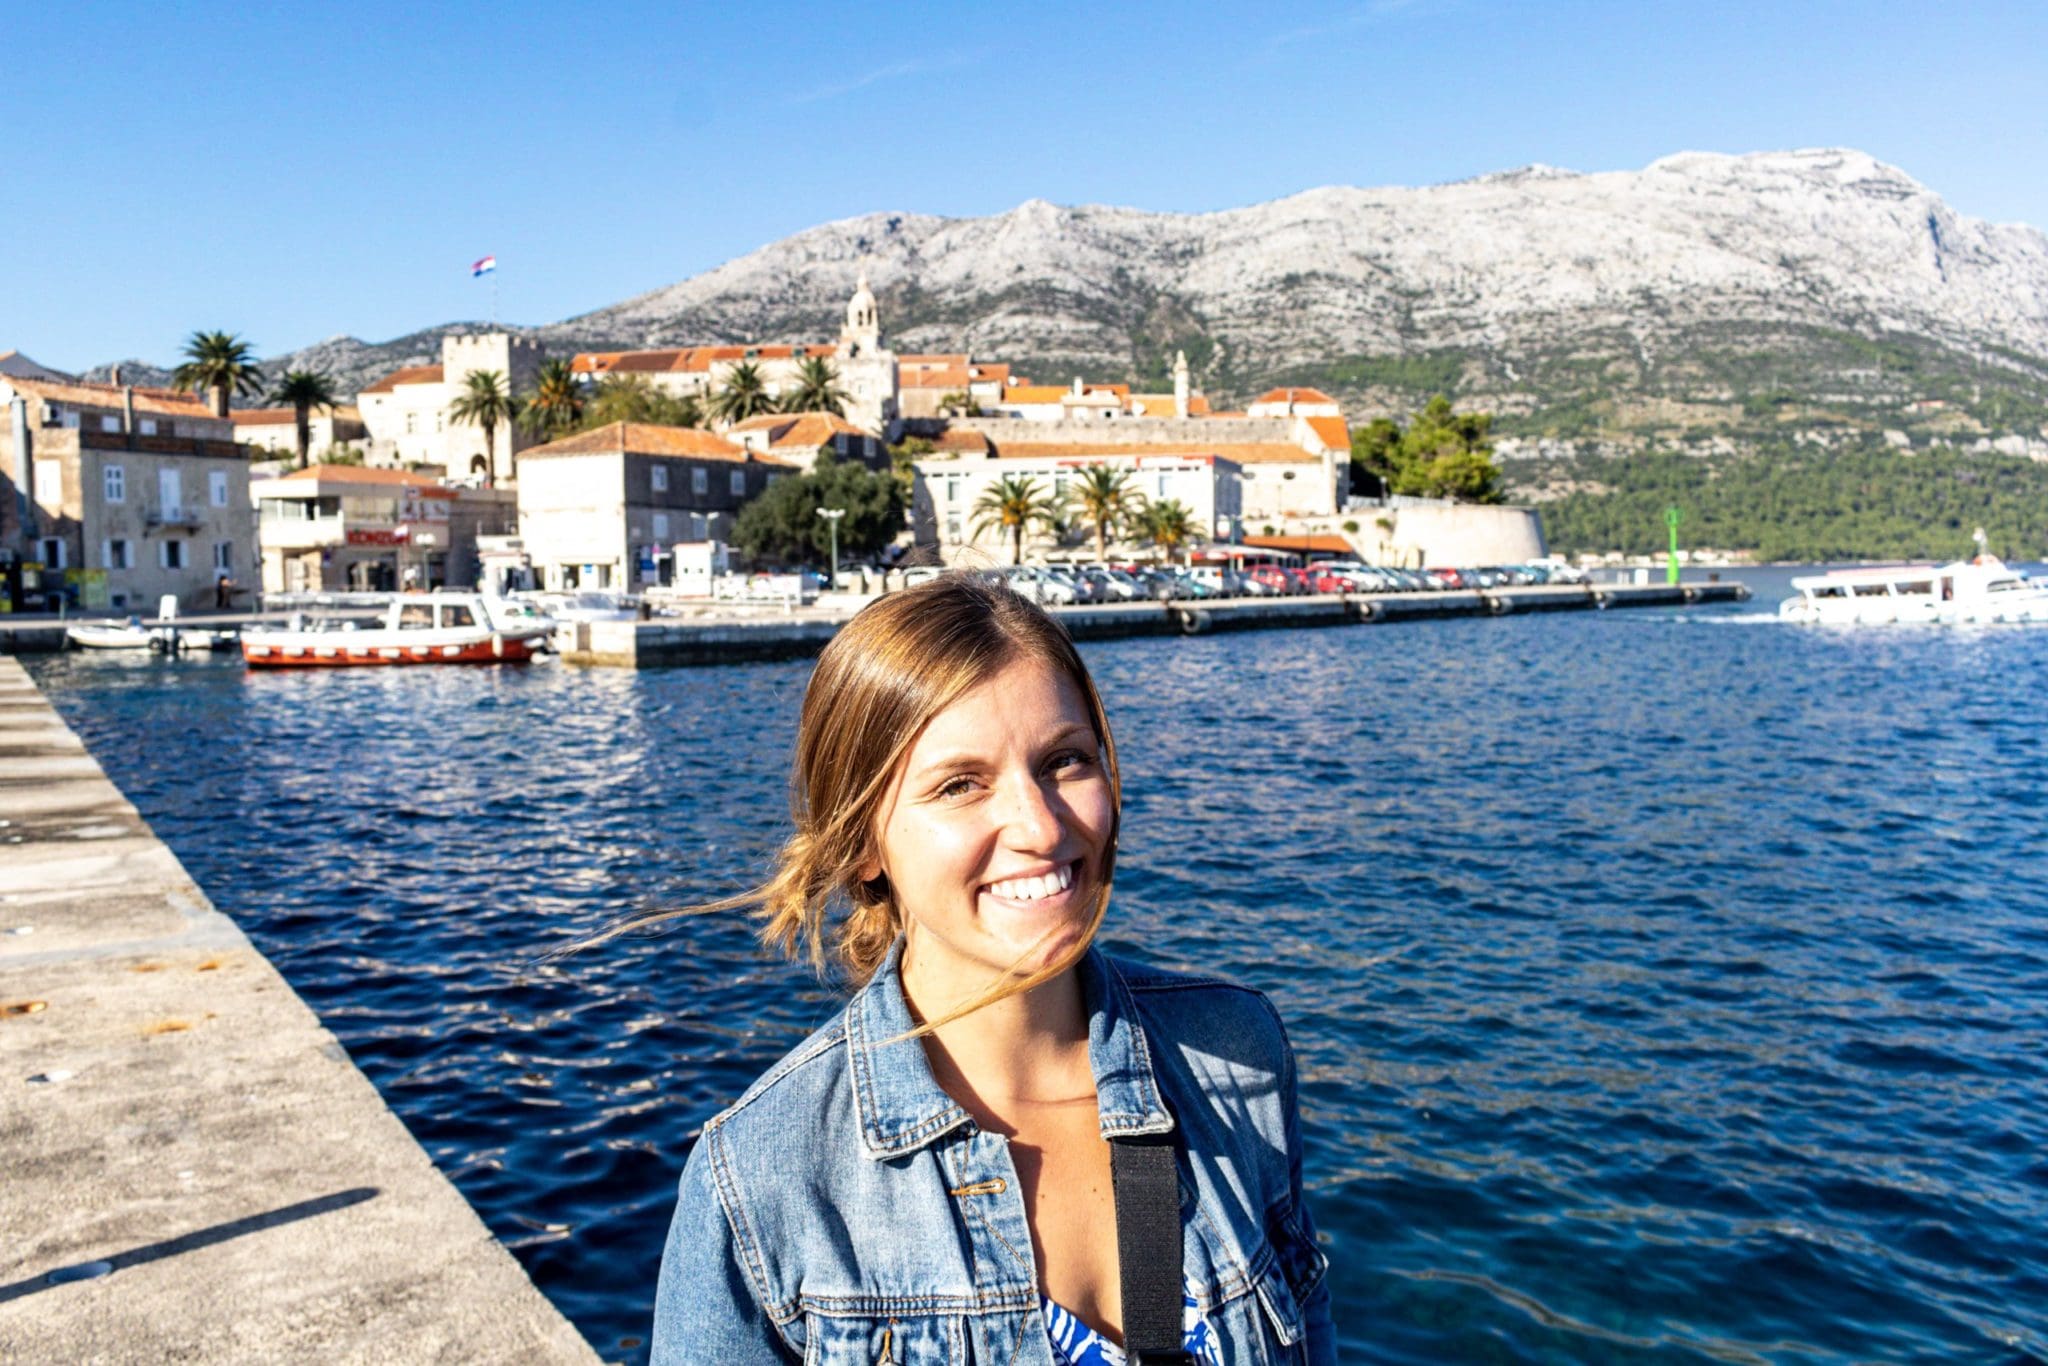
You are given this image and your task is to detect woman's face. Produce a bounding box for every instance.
[872,653,1115,998]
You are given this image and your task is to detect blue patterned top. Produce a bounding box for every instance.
[1042,1282,1222,1365]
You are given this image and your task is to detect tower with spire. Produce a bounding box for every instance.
[834,271,898,434]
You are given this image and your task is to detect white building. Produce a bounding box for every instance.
[912,441,1244,565]
[252,464,515,594]
[355,332,543,481]
[230,405,370,463]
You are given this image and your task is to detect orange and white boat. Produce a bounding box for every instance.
[242,592,553,668]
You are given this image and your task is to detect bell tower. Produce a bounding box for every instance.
[841,272,882,358]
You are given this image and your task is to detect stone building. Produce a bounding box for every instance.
[514,422,796,591]
[568,277,902,435]
[230,405,370,463]
[355,332,543,481]
[726,411,886,471]
[0,374,252,612]
[252,464,516,594]
[895,357,1011,419]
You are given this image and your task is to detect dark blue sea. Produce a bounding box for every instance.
[26,567,2048,1363]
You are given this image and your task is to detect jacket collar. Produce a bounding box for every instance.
[846,939,1175,1161]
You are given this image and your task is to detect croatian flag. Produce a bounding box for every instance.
[471,255,497,277]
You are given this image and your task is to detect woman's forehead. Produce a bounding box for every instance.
[907,657,1093,762]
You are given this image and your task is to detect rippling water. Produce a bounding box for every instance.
[27,568,2048,1363]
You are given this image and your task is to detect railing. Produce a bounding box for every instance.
[145,506,207,529]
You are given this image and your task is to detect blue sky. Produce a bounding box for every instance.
[6,0,2044,371]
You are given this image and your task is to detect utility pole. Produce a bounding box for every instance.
[816,507,845,591]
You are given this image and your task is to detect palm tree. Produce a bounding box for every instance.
[1067,466,1145,563]
[448,370,519,481]
[781,355,850,416]
[518,359,584,440]
[577,376,702,430]
[709,361,776,425]
[970,475,1063,566]
[1138,498,1199,566]
[266,370,340,470]
[172,330,263,418]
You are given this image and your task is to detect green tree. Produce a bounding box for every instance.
[730,450,907,564]
[709,360,776,424]
[1137,498,1198,565]
[1349,396,1504,503]
[1349,417,1404,497]
[781,356,850,416]
[970,474,1063,565]
[519,359,585,439]
[579,375,701,430]
[447,370,518,480]
[265,369,339,470]
[172,330,263,418]
[1067,466,1145,562]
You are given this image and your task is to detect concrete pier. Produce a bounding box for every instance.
[561,581,1751,667]
[0,658,598,1364]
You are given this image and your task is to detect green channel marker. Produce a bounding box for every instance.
[1665,505,1682,586]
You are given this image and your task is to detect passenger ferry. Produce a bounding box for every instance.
[1779,555,2048,625]
[241,592,552,667]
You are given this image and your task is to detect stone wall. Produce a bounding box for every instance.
[955,416,1298,446]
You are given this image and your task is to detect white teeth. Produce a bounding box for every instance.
[986,862,1076,902]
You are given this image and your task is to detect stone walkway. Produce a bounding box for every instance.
[0,657,598,1364]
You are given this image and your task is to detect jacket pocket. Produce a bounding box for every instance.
[1252,1206,1327,1358]
[803,1311,964,1365]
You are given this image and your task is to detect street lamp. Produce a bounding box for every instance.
[816,507,845,591]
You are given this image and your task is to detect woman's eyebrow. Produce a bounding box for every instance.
[908,724,1093,780]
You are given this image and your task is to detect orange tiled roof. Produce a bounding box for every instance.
[269,464,455,493]
[729,412,869,447]
[898,354,970,366]
[0,373,218,421]
[1002,384,1070,404]
[1241,534,1354,554]
[359,364,445,394]
[1128,393,1213,418]
[232,404,366,427]
[1304,416,1350,450]
[988,441,1318,466]
[1068,383,1129,402]
[900,365,972,389]
[521,421,753,463]
[1253,386,1336,407]
[929,429,992,455]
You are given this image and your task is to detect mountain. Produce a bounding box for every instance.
[91,148,2048,455]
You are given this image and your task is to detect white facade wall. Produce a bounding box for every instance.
[356,333,544,479]
[515,453,629,590]
[914,454,1242,565]
[1238,453,1341,522]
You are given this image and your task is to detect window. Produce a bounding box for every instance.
[405,412,417,434]
[39,537,66,569]
[100,414,120,433]
[729,469,746,496]
[160,539,186,570]
[651,465,669,492]
[104,464,125,504]
[159,468,182,516]
[688,513,707,540]
[652,512,671,541]
[439,603,475,628]
[210,470,229,507]
[691,468,708,496]
[434,413,445,433]
[104,539,131,570]
[212,541,232,571]
[399,604,434,628]
[34,460,60,506]
[139,419,157,436]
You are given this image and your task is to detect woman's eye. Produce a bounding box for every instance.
[1047,749,1093,776]
[936,776,977,799]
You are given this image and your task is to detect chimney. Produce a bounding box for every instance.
[109,364,122,386]
[1172,350,1190,420]
[123,386,136,447]
[1072,376,1083,396]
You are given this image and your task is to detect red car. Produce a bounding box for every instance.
[1301,566,1352,594]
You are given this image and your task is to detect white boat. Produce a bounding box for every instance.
[65,616,156,650]
[1779,555,2048,625]
[529,591,642,623]
[241,592,552,668]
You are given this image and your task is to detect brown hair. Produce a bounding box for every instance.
[603,573,1120,1022]
[761,572,1120,999]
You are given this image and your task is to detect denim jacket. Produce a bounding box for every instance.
[653,942,1335,1364]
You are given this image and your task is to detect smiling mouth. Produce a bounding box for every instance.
[981,858,1082,904]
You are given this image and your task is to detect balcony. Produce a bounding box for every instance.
[146,506,207,530]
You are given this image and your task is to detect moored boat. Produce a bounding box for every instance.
[241,592,551,667]
[65,617,157,650]
[1779,555,2048,625]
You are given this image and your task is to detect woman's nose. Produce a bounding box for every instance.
[996,771,1063,848]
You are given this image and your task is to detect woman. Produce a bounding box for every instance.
[653,574,1332,1363]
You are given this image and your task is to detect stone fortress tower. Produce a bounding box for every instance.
[835,273,899,436]
[442,333,542,483]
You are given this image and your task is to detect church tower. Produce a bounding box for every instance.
[1172,350,1191,419]
[835,272,898,434]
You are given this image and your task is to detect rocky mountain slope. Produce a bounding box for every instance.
[92,148,2048,447]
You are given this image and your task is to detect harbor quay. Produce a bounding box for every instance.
[559,580,1752,667]
[0,658,597,1364]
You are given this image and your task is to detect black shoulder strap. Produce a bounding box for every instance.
[1109,1131,1194,1364]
